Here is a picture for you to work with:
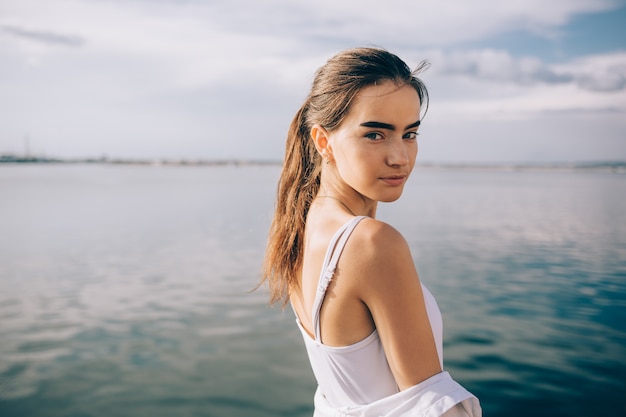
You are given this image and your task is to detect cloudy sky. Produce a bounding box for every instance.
[1,0,625,163]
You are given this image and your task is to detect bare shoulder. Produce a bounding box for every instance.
[343,218,418,288]
[348,217,407,247]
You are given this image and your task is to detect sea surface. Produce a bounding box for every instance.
[0,164,624,416]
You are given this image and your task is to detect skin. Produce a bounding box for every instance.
[289,80,442,391]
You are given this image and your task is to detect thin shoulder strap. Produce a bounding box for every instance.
[312,216,367,342]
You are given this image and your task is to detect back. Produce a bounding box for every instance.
[292,217,444,407]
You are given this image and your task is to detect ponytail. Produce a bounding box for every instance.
[261,102,321,304]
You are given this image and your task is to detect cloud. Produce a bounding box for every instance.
[0,24,84,47]
[2,0,620,57]
[431,49,626,92]
[565,53,626,92]
[1,0,622,91]
[0,25,83,47]
[191,0,619,47]
[434,49,572,84]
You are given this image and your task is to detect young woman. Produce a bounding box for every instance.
[262,47,481,417]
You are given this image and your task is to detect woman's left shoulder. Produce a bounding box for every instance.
[353,217,411,255]
[344,217,416,286]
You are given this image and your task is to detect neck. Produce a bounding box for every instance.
[317,170,378,217]
[316,195,358,216]
[315,188,377,218]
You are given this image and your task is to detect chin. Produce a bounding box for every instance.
[380,197,401,203]
[378,191,404,203]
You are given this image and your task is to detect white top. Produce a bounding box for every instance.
[294,216,481,416]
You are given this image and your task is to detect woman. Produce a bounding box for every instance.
[262,47,481,417]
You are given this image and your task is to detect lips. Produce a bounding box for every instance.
[380,175,407,186]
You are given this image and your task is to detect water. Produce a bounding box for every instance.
[0,164,624,416]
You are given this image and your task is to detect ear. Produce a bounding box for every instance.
[311,124,333,160]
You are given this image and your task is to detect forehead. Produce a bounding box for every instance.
[347,81,421,122]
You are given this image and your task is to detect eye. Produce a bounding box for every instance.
[403,131,419,140]
[365,132,384,141]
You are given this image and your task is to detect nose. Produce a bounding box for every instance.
[386,138,411,167]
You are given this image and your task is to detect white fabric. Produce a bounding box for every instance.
[295,216,481,416]
[313,371,481,417]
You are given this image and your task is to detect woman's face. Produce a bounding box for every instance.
[327,80,421,203]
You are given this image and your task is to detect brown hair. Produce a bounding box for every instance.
[261,47,429,304]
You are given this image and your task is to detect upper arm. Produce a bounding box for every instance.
[353,220,442,390]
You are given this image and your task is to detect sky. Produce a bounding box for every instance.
[1,0,625,163]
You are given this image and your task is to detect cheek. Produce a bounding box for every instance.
[411,142,418,159]
[338,151,376,183]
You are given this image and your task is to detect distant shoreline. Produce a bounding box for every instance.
[1,154,625,173]
[0,155,280,167]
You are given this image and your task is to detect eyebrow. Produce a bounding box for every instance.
[360,120,421,130]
